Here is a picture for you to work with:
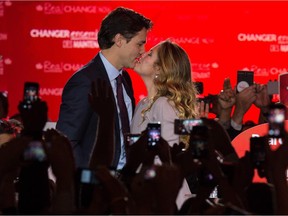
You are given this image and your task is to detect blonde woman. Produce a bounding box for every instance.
[131,40,199,209]
[131,39,198,147]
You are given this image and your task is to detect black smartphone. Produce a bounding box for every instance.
[147,122,161,149]
[174,118,203,135]
[236,71,254,93]
[23,82,40,109]
[268,103,286,138]
[198,166,217,188]
[125,133,141,146]
[250,136,267,178]
[189,125,209,158]
[250,136,266,168]
[76,168,100,208]
[24,82,39,102]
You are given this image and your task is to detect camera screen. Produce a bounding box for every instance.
[147,123,161,147]
[23,141,47,162]
[126,134,141,146]
[81,170,92,184]
[23,82,39,103]
[25,86,38,101]
[236,71,254,93]
[269,108,285,123]
[175,119,203,135]
[80,169,99,185]
[148,129,160,146]
[268,107,285,137]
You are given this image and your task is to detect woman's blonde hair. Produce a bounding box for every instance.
[142,40,199,145]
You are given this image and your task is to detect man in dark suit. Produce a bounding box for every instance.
[56,7,153,169]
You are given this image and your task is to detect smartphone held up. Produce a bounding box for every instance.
[250,136,267,178]
[268,103,286,138]
[236,71,254,93]
[189,125,209,159]
[22,82,40,109]
[147,122,161,150]
[174,118,204,135]
[125,133,141,146]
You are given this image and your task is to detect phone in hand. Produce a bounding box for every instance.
[174,118,204,135]
[250,137,266,167]
[236,71,254,93]
[18,141,50,213]
[125,133,141,146]
[79,168,99,185]
[198,166,217,188]
[268,103,286,138]
[22,82,40,109]
[147,122,161,150]
[76,168,100,208]
[250,136,266,178]
[23,141,47,162]
[189,125,209,159]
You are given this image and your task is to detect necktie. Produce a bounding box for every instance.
[116,74,130,136]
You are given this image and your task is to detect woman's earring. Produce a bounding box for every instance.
[155,74,159,79]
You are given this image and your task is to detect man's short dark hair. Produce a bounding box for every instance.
[98,7,153,49]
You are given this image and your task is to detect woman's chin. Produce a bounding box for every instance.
[132,63,140,71]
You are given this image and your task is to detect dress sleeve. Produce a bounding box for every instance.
[151,97,179,147]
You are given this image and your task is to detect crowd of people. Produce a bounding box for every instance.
[1,6,288,215]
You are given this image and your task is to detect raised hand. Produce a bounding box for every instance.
[218,78,236,110]
[43,129,76,213]
[18,100,48,135]
[254,84,270,111]
[87,166,130,214]
[232,85,256,125]
[43,129,75,183]
[0,137,31,178]
[130,164,182,214]
[217,78,236,129]
[202,118,238,162]
[197,100,209,118]
[264,133,288,214]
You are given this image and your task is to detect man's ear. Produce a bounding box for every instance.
[114,33,124,47]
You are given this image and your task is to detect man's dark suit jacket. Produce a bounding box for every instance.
[56,54,135,168]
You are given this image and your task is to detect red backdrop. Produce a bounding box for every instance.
[1,1,288,122]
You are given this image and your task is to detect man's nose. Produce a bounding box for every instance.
[139,46,146,55]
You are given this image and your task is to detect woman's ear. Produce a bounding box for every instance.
[154,64,161,73]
